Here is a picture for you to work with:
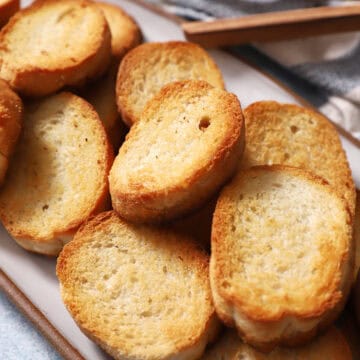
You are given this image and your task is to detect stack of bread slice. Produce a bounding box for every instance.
[0,0,357,359]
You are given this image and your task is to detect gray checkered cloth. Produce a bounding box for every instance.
[147,0,360,140]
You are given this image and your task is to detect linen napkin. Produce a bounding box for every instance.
[146,0,360,141]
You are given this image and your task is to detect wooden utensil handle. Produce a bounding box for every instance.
[182,5,360,47]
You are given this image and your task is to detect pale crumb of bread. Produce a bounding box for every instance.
[110,80,244,224]
[116,41,225,126]
[0,0,111,96]
[201,327,352,359]
[243,101,356,219]
[96,1,142,60]
[57,211,221,360]
[0,0,19,28]
[211,165,353,350]
[0,92,113,256]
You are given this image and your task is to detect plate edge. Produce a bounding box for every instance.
[0,268,85,360]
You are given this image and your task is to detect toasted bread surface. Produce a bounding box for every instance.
[96,1,141,60]
[0,92,113,255]
[81,63,127,151]
[116,41,225,126]
[110,80,244,223]
[0,79,22,184]
[210,165,353,349]
[0,0,111,96]
[57,211,220,360]
[0,0,19,28]
[242,101,355,218]
[201,327,352,360]
[0,79,22,157]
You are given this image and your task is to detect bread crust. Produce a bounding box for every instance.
[0,79,22,185]
[0,79,22,157]
[210,165,354,350]
[57,211,221,360]
[110,80,244,224]
[0,92,113,256]
[96,1,142,60]
[116,41,225,126]
[242,101,356,219]
[0,0,19,28]
[0,0,111,97]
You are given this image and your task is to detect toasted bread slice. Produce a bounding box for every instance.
[110,80,244,223]
[116,41,225,126]
[0,0,111,97]
[210,165,353,350]
[0,79,22,184]
[0,0,19,28]
[96,1,141,60]
[0,92,113,256]
[202,327,352,359]
[242,101,356,218]
[57,211,220,360]
[81,63,127,151]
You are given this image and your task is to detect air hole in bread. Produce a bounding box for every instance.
[250,206,257,213]
[284,152,290,160]
[199,116,210,131]
[140,310,152,318]
[162,266,167,274]
[222,281,230,289]
[290,125,299,134]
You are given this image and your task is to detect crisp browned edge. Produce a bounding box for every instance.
[0,1,358,359]
[0,269,85,360]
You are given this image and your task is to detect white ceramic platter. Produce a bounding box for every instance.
[1,1,359,359]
